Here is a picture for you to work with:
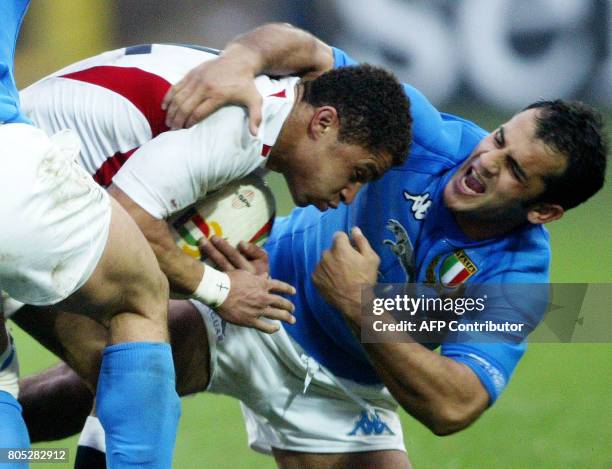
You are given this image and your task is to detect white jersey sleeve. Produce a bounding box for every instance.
[112,106,267,219]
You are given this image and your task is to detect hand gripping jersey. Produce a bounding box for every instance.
[20,43,298,219]
[265,47,551,404]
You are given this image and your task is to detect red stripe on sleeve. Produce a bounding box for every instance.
[268,89,286,98]
[61,66,171,137]
[93,148,138,187]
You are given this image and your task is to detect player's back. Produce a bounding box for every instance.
[20,44,218,185]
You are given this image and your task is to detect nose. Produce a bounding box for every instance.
[339,182,361,205]
[478,150,503,177]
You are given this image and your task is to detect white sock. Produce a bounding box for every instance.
[78,415,107,452]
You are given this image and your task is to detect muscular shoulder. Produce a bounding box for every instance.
[472,225,551,283]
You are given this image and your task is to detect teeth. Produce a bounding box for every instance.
[462,175,476,194]
[472,170,484,187]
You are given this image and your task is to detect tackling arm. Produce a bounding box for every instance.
[163,23,334,129]
[312,228,489,436]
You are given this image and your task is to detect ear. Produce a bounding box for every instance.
[308,106,338,139]
[526,203,564,225]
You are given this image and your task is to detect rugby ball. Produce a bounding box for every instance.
[169,173,276,259]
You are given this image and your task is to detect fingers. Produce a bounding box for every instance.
[238,241,268,261]
[350,226,374,255]
[161,81,179,111]
[266,278,297,296]
[261,307,296,325]
[251,318,280,334]
[245,93,263,136]
[167,90,204,129]
[330,231,352,255]
[198,237,236,271]
[210,236,255,272]
[163,81,193,128]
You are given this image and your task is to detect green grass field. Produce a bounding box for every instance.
[13,110,612,468]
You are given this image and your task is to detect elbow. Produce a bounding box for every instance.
[406,397,487,437]
[428,414,473,436]
[428,404,483,436]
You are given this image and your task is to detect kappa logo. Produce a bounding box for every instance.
[348,411,395,436]
[402,191,432,220]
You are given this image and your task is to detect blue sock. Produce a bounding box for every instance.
[0,391,30,468]
[96,342,180,469]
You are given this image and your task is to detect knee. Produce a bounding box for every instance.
[127,266,169,323]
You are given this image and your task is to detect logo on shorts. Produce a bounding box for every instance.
[347,411,395,436]
[207,310,226,341]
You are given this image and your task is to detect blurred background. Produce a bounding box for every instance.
[12,0,611,467]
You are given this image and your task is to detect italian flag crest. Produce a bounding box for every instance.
[439,250,477,287]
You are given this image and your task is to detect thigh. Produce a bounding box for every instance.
[58,196,169,344]
[273,448,412,469]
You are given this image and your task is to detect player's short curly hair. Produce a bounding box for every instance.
[301,64,411,180]
[525,100,608,210]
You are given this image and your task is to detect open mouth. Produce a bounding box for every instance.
[462,166,486,194]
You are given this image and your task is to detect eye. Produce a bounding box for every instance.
[352,168,366,182]
[509,162,520,179]
[507,157,525,183]
[494,130,503,148]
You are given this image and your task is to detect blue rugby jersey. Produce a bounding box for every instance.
[265,47,551,403]
[0,0,31,124]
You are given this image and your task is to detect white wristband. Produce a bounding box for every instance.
[192,264,231,308]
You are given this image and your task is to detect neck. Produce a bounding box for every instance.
[453,212,526,240]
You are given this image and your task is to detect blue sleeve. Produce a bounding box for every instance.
[440,231,550,405]
[331,47,359,68]
[0,0,31,124]
[442,341,526,405]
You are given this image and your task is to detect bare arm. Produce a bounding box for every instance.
[108,184,203,295]
[163,22,334,130]
[107,185,296,333]
[224,22,334,77]
[312,228,489,436]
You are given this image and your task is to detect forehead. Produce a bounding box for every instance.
[500,109,567,178]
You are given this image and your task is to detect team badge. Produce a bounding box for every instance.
[438,250,477,287]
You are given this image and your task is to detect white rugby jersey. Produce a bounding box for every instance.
[20,43,299,219]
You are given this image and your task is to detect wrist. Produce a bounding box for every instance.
[191,264,231,308]
[221,43,263,76]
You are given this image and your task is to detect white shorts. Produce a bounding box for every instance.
[0,124,110,305]
[194,302,407,455]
